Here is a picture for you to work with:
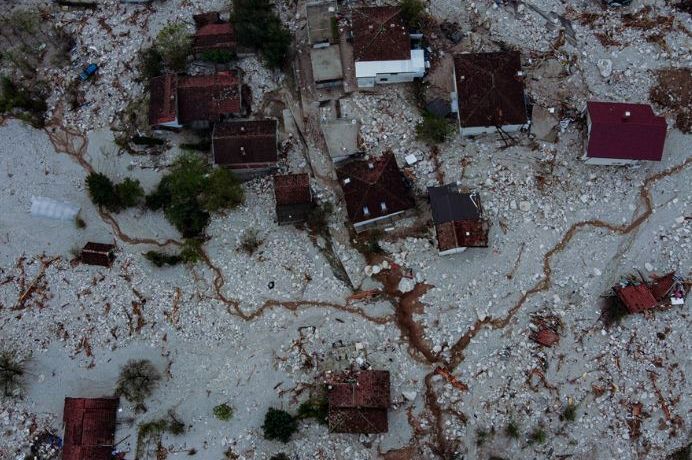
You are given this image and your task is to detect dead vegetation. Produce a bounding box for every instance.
[650,69,692,133]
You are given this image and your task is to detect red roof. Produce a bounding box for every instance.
[274,174,312,206]
[63,397,118,460]
[148,74,177,127]
[177,72,241,125]
[615,284,657,314]
[336,153,415,225]
[649,273,676,301]
[429,186,489,250]
[193,22,236,53]
[351,7,411,62]
[586,102,666,161]
[327,370,390,433]
[212,119,277,167]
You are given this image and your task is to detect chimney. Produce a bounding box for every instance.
[240,146,246,156]
[623,111,631,120]
[367,163,374,169]
[343,178,351,185]
[240,126,246,132]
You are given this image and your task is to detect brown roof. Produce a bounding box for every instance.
[351,7,411,62]
[327,370,390,433]
[336,153,414,225]
[274,174,311,206]
[429,186,488,250]
[148,74,177,126]
[212,119,277,167]
[63,397,118,460]
[615,284,657,314]
[453,51,528,128]
[193,22,236,53]
[436,219,489,251]
[177,72,241,124]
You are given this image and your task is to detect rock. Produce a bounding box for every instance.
[433,345,442,353]
[398,277,415,293]
[355,342,364,351]
[402,390,418,401]
[597,59,613,78]
[371,265,382,275]
[519,201,531,212]
[645,263,654,271]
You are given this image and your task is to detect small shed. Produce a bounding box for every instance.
[274,174,313,225]
[62,397,119,460]
[614,284,657,314]
[80,243,116,267]
[326,370,390,433]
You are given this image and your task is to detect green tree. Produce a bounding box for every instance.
[139,46,164,81]
[400,0,426,28]
[154,23,192,72]
[200,167,243,212]
[0,349,25,398]
[115,360,161,412]
[86,172,118,211]
[231,0,291,68]
[262,408,297,443]
[263,19,292,68]
[416,112,454,144]
[115,178,145,208]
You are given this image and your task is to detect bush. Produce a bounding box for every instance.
[528,427,546,444]
[115,360,161,411]
[213,403,234,421]
[297,396,328,424]
[139,46,164,81]
[231,0,291,68]
[262,408,297,443]
[400,0,426,28]
[505,419,520,438]
[115,178,145,208]
[0,349,26,398]
[0,76,47,127]
[560,402,577,422]
[239,229,262,255]
[200,168,243,213]
[306,201,332,233]
[200,49,235,63]
[144,250,182,267]
[86,172,118,211]
[270,454,290,460]
[180,239,203,264]
[154,23,192,72]
[416,112,454,144]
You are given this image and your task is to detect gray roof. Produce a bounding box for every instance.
[428,184,482,223]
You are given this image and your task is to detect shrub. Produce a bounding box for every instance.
[180,239,203,264]
[0,76,47,127]
[270,454,290,460]
[400,0,426,28]
[475,428,490,446]
[505,419,520,438]
[86,172,118,211]
[231,0,291,68]
[416,112,454,144]
[200,49,235,63]
[154,23,192,72]
[560,402,577,422]
[115,178,145,208]
[139,46,164,81]
[115,360,161,411]
[239,229,262,255]
[306,201,332,233]
[297,396,328,424]
[528,427,546,444]
[200,168,243,213]
[213,403,234,421]
[262,408,297,443]
[0,349,26,398]
[144,251,182,267]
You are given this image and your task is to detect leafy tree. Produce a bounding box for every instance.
[144,251,182,267]
[139,46,164,81]
[400,0,426,28]
[86,172,118,211]
[297,396,328,424]
[154,23,192,72]
[180,238,203,264]
[115,360,161,412]
[200,167,243,212]
[231,0,291,68]
[0,349,25,398]
[262,408,297,443]
[416,112,454,144]
[115,178,145,208]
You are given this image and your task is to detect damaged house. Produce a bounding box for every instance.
[212,119,278,175]
[62,397,119,460]
[326,370,390,434]
[273,173,313,225]
[336,153,415,232]
[351,6,427,88]
[307,1,343,89]
[148,71,243,129]
[451,51,529,136]
[428,184,489,255]
[613,273,686,314]
[191,12,237,56]
[583,101,667,165]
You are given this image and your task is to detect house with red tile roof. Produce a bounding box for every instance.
[451,51,529,136]
[583,101,667,165]
[351,6,427,88]
[62,397,118,460]
[326,370,390,433]
[273,173,313,225]
[428,184,489,255]
[192,12,236,56]
[212,119,278,173]
[336,153,415,232]
[148,71,242,129]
